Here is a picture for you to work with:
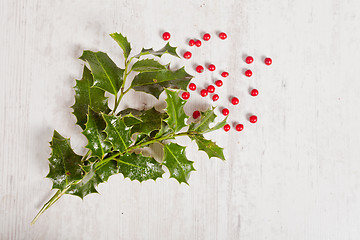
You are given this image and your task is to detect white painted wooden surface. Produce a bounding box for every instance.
[1,0,360,239]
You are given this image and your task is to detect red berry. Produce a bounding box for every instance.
[162,32,170,40]
[207,85,215,93]
[189,39,195,46]
[182,92,190,100]
[249,115,257,123]
[208,64,216,71]
[200,89,208,97]
[222,108,229,116]
[245,56,254,64]
[203,33,211,41]
[221,71,229,78]
[189,83,196,91]
[235,124,244,132]
[215,80,223,87]
[251,89,258,96]
[183,51,192,59]
[195,40,202,47]
[245,70,252,77]
[224,124,231,132]
[193,110,200,119]
[231,97,239,105]
[196,65,204,73]
[265,57,272,65]
[212,94,219,101]
[219,32,227,40]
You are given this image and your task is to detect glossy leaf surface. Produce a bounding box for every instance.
[131,59,167,72]
[110,32,131,59]
[164,89,188,132]
[133,42,179,58]
[163,143,195,184]
[72,66,110,129]
[80,50,124,95]
[102,114,132,152]
[190,134,225,160]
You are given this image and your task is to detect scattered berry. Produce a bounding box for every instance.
[195,40,202,47]
[203,33,211,41]
[231,97,239,105]
[182,92,190,100]
[215,80,223,87]
[236,124,244,132]
[222,108,229,116]
[212,94,219,101]
[189,39,195,46]
[221,71,229,78]
[162,32,170,40]
[189,83,196,91]
[224,124,231,132]
[265,57,272,65]
[219,32,227,40]
[245,70,252,77]
[251,89,258,96]
[193,110,200,119]
[200,89,208,97]
[196,65,204,73]
[207,85,215,93]
[245,56,254,64]
[249,115,257,123]
[183,51,192,59]
[208,64,216,71]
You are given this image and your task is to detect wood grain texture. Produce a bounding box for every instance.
[1,0,360,239]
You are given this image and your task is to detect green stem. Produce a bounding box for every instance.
[95,131,194,170]
[31,185,71,225]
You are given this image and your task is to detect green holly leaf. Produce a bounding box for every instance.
[190,134,225,160]
[110,32,131,60]
[95,159,119,182]
[162,142,195,184]
[130,67,192,99]
[83,108,112,159]
[188,108,227,134]
[134,42,179,58]
[79,51,124,95]
[102,114,132,152]
[46,131,83,190]
[117,108,143,127]
[67,164,102,199]
[131,59,167,72]
[130,107,163,136]
[155,121,174,138]
[163,89,188,132]
[72,66,111,129]
[117,153,164,182]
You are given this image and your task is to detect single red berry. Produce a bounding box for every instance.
[162,32,170,40]
[196,65,204,73]
[251,89,258,96]
[189,83,196,91]
[265,57,272,65]
[183,51,192,59]
[193,110,200,119]
[221,71,229,78]
[200,89,208,97]
[182,92,190,100]
[203,33,211,41]
[245,56,254,64]
[207,85,215,93]
[249,115,257,123]
[208,64,216,71]
[215,80,223,87]
[231,97,239,105]
[189,39,195,46]
[245,70,252,77]
[224,124,231,132]
[236,124,244,132]
[212,94,219,101]
[222,108,229,116]
[219,32,227,40]
[195,40,202,47]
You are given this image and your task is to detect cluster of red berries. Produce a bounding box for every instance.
[162,31,272,132]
